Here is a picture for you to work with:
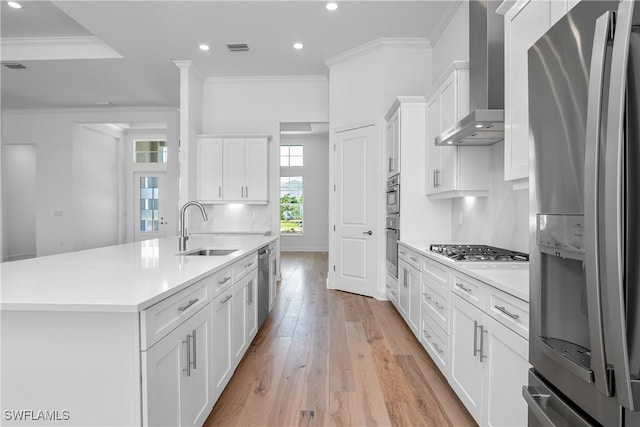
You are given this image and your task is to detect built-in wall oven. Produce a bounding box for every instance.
[386,175,400,279]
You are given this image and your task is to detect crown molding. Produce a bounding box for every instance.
[2,106,178,115]
[324,38,431,68]
[1,36,122,61]
[204,75,327,84]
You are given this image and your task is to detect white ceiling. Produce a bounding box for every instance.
[1,0,460,110]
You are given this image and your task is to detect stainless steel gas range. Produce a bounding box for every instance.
[429,244,529,262]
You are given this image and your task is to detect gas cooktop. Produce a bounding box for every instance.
[429,244,529,262]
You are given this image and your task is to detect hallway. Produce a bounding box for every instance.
[204,252,475,426]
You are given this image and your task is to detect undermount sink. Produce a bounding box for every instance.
[179,248,238,256]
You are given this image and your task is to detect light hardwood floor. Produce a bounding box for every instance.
[204,252,476,427]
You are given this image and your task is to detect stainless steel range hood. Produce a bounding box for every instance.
[436,0,504,146]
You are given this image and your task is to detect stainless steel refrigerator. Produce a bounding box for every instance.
[527,0,640,425]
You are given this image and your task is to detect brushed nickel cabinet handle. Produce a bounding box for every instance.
[220,294,232,304]
[456,283,472,294]
[494,305,520,320]
[178,298,199,312]
[182,334,192,377]
[192,329,197,370]
[218,276,231,285]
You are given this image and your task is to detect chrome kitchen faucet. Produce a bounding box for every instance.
[178,201,208,251]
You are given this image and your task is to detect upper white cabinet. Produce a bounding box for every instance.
[197,135,270,203]
[502,0,580,182]
[425,62,490,199]
[503,0,550,182]
[386,107,400,178]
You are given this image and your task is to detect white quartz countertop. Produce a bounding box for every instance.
[400,240,530,302]
[0,235,277,313]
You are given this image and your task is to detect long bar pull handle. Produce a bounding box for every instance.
[456,283,472,294]
[182,334,192,377]
[603,0,636,410]
[473,320,480,357]
[178,298,199,312]
[494,305,519,320]
[219,186,222,198]
[245,186,248,198]
[218,276,231,285]
[192,329,197,370]
[583,9,614,397]
[389,157,393,173]
[220,294,232,304]
[479,325,487,362]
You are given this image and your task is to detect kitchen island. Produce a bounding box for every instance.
[1,234,278,426]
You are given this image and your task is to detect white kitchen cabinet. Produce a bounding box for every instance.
[197,135,270,203]
[211,287,233,401]
[503,0,551,182]
[386,107,400,177]
[143,304,213,427]
[386,272,399,308]
[244,269,259,344]
[398,252,421,338]
[482,314,529,427]
[450,293,485,422]
[196,137,223,201]
[425,62,490,199]
[450,285,530,426]
[231,276,247,364]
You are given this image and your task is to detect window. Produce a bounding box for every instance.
[134,140,167,163]
[280,145,303,167]
[280,176,303,234]
[139,176,160,232]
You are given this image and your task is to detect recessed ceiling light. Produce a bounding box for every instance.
[8,2,23,9]
[199,44,210,51]
[446,141,453,145]
[326,2,338,11]
[475,124,484,128]
[95,101,113,107]
[293,42,304,50]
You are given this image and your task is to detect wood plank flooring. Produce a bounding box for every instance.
[204,252,476,427]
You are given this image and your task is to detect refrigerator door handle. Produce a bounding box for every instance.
[603,0,636,411]
[583,10,613,397]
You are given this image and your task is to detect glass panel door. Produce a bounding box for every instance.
[134,172,166,241]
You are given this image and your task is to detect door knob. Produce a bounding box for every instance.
[363,230,373,236]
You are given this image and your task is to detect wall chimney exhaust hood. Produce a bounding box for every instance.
[436,0,504,146]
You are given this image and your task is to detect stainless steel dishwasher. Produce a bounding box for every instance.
[257,246,270,329]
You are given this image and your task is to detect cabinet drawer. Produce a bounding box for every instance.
[420,311,450,378]
[487,287,529,339]
[398,245,421,270]
[451,272,486,310]
[233,252,258,281]
[423,257,449,287]
[141,277,212,350]
[212,266,233,292]
[422,275,450,333]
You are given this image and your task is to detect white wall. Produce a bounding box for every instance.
[200,77,330,235]
[451,141,529,253]
[1,108,179,256]
[1,144,37,261]
[280,133,329,252]
[431,1,469,81]
[72,124,121,251]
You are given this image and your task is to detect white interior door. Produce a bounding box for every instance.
[134,172,167,241]
[332,124,378,297]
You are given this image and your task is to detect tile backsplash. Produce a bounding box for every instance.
[191,204,271,234]
[451,141,529,254]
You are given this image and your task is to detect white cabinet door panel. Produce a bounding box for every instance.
[197,138,223,201]
[244,138,268,202]
[222,139,245,201]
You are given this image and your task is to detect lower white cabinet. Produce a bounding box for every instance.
[231,278,247,364]
[143,304,213,427]
[244,269,259,344]
[211,286,233,401]
[398,259,420,336]
[450,293,485,421]
[268,242,278,310]
[450,292,529,426]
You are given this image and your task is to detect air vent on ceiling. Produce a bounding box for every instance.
[2,62,27,70]
[226,43,250,52]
